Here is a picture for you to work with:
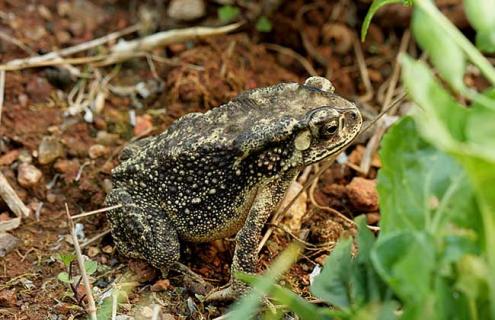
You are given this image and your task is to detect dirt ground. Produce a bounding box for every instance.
[0,0,468,319]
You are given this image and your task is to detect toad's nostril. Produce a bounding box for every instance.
[347,110,358,121]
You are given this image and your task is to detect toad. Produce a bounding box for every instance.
[105,76,363,300]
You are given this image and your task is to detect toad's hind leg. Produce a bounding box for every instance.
[105,188,180,276]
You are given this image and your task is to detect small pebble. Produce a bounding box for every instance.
[0,289,17,307]
[46,193,57,203]
[345,177,379,212]
[17,163,42,187]
[367,212,381,225]
[38,136,64,164]
[133,114,153,137]
[167,0,205,21]
[88,144,108,159]
[96,131,119,146]
[0,233,21,257]
[87,246,100,257]
[18,149,33,164]
[150,279,171,292]
[102,245,113,254]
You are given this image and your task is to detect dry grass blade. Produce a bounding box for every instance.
[0,172,31,220]
[65,203,97,320]
[353,36,374,103]
[0,70,4,125]
[71,204,122,220]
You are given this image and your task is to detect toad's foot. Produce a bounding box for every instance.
[205,280,248,302]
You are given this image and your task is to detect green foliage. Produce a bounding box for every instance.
[218,5,240,23]
[464,0,495,52]
[230,1,495,319]
[255,16,272,33]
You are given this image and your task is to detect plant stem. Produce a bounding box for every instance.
[414,0,495,85]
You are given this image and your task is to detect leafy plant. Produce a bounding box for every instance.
[56,253,98,306]
[255,16,272,33]
[218,5,240,23]
[229,0,495,319]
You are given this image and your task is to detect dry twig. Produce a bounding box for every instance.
[265,44,318,77]
[70,204,123,220]
[65,204,97,320]
[360,31,410,174]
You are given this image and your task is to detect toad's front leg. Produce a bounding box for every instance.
[206,170,298,302]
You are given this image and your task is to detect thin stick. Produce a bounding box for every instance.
[353,36,373,103]
[0,70,4,125]
[65,203,97,320]
[151,304,161,320]
[0,172,31,218]
[0,31,35,54]
[257,160,334,254]
[308,169,380,232]
[5,25,139,69]
[265,43,318,77]
[81,229,111,249]
[71,204,122,220]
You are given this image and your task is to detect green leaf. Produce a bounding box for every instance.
[84,259,97,275]
[256,16,272,33]
[311,237,353,309]
[476,29,495,53]
[361,0,410,41]
[378,117,476,233]
[372,232,435,307]
[238,273,325,320]
[57,253,75,267]
[401,54,495,318]
[57,272,72,284]
[229,244,302,319]
[218,5,240,23]
[412,7,465,90]
[464,0,495,33]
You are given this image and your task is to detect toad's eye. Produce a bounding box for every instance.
[319,121,339,138]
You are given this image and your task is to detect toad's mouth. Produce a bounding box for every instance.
[303,139,352,164]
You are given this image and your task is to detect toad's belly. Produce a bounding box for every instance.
[166,187,258,242]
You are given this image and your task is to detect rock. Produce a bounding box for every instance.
[0,233,21,257]
[0,289,16,307]
[54,159,80,182]
[96,131,119,146]
[26,77,52,103]
[133,115,153,137]
[367,212,381,225]
[167,0,205,21]
[0,150,20,166]
[88,144,108,159]
[150,279,171,292]
[38,136,64,164]
[46,193,57,203]
[87,246,100,258]
[18,149,32,163]
[102,245,113,254]
[17,163,42,187]
[345,177,379,212]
